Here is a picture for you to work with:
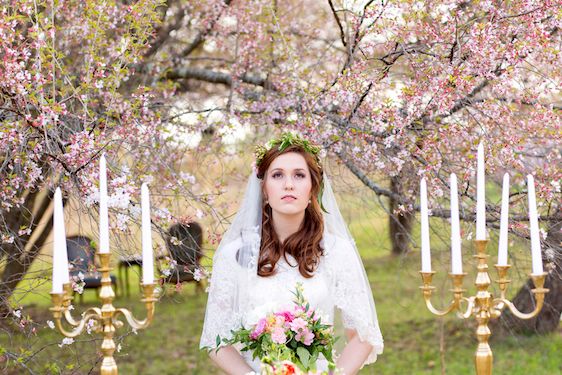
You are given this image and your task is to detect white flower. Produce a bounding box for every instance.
[193,268,203,282]
[287,112,298,122]
[196,209,204,219]
[86,319,96,334]
[115,213,129,231]
[180,172,196,184]
[13,309,22,319]
[2,234,15,244]
[18,227,32,236]
[545,248,555,261]
[47,320,55,329]
[108,189,131,209]
[540,228,548,240]
[117,343,122,353]
[161,268,171,277]
[58,337,74,347]
[73,281,85,294]
[84,189,99,207]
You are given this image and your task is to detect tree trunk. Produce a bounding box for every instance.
[497,221,562,334]
[0,189,54,319]
[388,175,414,255]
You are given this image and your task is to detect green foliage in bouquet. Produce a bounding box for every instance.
[217,283,338,373]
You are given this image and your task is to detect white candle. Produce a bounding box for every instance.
[450,173,463,274]
[527,175,543,275]
[420,178,431,272]
[99,155,110,254]
[476,142,487,240]
[52,188,69,293]
[497,173,510,266]
[141,183,154,284]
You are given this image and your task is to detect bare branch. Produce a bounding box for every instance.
[178,0,233,58]
[166,67,273,89]
[328,0,347,47]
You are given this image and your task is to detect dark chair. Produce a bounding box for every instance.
[160,222,204,290]
[66,235,117,303]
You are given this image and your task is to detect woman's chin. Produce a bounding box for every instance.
[272,207,307,216]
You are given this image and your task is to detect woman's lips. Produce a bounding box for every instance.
[281,195,297,201]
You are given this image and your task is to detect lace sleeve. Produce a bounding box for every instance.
[199,240,243,350]
[332,237,384,365]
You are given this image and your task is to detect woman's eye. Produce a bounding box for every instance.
[295,173,306,178]
[272,172,283,178]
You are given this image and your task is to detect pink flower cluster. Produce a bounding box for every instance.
[249,305,319,346]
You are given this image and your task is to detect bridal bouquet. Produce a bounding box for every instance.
[219,283,338,374]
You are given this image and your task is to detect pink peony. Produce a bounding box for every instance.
[271,327,287,344]
[295,328,315,346]
[250,318,267,340]
[289,317,307,333]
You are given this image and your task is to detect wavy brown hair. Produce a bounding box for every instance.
[256,145,324,278]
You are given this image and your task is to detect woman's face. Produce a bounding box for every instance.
[263,152,312,217]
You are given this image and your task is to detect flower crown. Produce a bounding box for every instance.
[254,132,322,168]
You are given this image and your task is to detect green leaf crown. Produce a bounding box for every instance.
[254,132,322,169]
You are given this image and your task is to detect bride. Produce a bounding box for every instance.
[200,133,383,374]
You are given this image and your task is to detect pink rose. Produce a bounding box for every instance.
[274,310,295,323]
[295,328,315,346]
[250,318,267,340]
[271,327,287,344]
[289,317,307,333]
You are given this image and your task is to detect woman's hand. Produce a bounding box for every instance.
[335,329,374,375]
[208,345,254,375]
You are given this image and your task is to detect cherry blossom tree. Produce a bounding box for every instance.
[0,0,208,320]
[1,0,560,341]
[139,0,561,331]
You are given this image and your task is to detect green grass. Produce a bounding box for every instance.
[2,183,561,374]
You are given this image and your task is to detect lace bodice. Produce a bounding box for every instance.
[200,233,383,370]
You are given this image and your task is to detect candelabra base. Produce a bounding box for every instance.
[475,343,492,375]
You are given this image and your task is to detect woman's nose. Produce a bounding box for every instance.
[284,177,295,190]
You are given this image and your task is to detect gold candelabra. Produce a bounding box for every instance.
[420,240,549,375]
[50,253,158,375]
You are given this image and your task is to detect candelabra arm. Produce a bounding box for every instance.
[54,311,101,338]
[458,296,475,319]
[496,273,549,320]
[420,272,466,316]
[423,297,458,316]
[113,283,157,330]
[63,307,101,327]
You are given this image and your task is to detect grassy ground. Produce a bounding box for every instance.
[2,176,561,374]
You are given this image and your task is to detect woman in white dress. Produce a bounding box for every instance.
[200,133,383,374]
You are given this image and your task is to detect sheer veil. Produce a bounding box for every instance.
[200,170,384,364]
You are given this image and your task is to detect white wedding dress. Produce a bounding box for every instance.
[200,232,383,372]
[200,172,383,371]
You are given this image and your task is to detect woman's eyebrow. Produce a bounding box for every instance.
[270,168,307,172]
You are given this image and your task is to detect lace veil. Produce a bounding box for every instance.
[200,170,384,364]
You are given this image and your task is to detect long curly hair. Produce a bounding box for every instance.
[256,144,324,278]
